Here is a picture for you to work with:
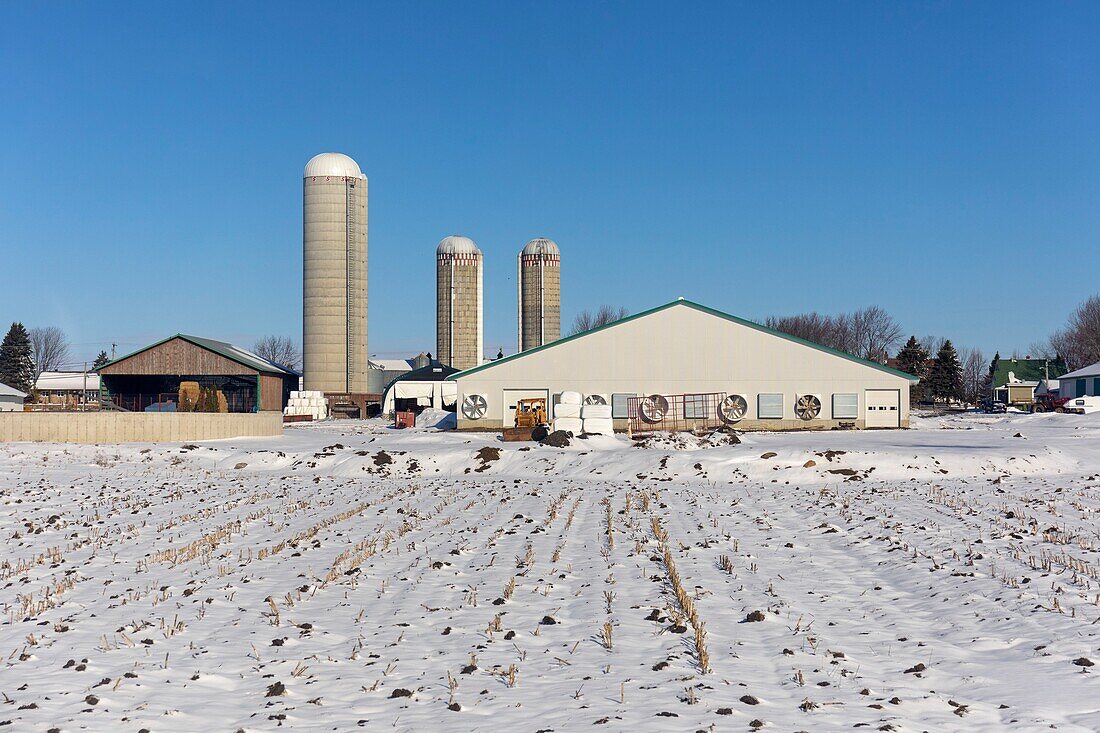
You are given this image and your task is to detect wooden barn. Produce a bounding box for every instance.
[98,335,299,413]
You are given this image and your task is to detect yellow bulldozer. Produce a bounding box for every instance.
[503,397,549,441]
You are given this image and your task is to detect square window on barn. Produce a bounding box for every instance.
[683,394,707,419]
[832,393,858,419]
[758,393,783,419]
[611,393,635,419]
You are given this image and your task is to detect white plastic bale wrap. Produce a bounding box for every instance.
[581,404,612,419]
[553,417,583,435]
[559,391,582,405]
[582,418,615,436]
[553,402,582,419]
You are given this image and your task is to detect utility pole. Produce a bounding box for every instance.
[111,343,117,359]
[82,361,88,412]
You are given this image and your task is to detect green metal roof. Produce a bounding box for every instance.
[447,299,920,382]
[992,358,1064,388]
[98,334,299,376]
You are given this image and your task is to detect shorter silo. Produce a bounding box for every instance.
[517,238,561,352]
[436,236,483,371]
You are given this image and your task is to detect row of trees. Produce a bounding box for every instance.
[763,306,904,362]
[569,306,630,336]
[764,307,992,404]
[0,322,112,395]
[895,336,987,404]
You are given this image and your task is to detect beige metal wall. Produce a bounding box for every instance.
[0,412,283,443]
[437,252,483,370]
[518,253,561,351]
[303,174,368,393]
[454,302,911,430]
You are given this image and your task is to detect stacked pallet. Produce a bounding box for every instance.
[284,390,328,420]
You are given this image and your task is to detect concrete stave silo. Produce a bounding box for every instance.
[303,152,369,394]
[436,235,483,371]
[517,238,561,352]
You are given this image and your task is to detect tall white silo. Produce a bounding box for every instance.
[517,238,561,352]
[436,235,483,371]
[303,152,368,394]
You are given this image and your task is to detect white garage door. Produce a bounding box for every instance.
[503,389,549,427]
[865,389,900,428]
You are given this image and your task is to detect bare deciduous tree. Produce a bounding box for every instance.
[920,335,948,359]
[253,335,301,372]
[1045,295,1100,370]
[570,306,629,335]
[849,306,903,362]
[959,347,986,404]
[29,326,71,380]
[765,306,902,361]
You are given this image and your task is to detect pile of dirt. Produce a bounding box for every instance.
[539,430,572,448]
[474,446,501,472]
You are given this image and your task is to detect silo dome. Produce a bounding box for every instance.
[436,235,481,255]
[521,237,560,256]
[304,152,363,178]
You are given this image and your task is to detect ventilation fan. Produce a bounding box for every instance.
[639,394,669,423]
[718,394,748,423]
[583,394,608,406]
[461,394,488,420]
[794,394,821,420]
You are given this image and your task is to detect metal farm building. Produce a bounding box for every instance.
[303,152,369,394]
[517,238,561,352]
[450,299,916,432]
[436,235,483,371]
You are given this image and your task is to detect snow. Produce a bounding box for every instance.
[3,411,1100,731]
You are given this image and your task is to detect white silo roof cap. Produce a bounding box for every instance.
[521,237,560,256]
[437,235,481,254]
[304,152,363,178]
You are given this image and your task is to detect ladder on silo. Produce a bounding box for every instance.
[345,179,359,391]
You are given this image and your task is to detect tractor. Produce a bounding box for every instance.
[503,397,549,441]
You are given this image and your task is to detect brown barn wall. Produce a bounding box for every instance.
[260,374,286,411]
[100,338,258,376]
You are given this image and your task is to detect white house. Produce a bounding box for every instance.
[0,381,27,412]
[449,299,917,432]
[34,371,101,408]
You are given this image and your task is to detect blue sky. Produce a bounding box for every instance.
[1,2,1097,365]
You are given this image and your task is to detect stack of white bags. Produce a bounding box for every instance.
[582,397,614,436]
[284,390,328,420]
[552,391,614,436]
[552,391,583,435]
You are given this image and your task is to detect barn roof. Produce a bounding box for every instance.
[1059,360,1100,380]
[448,298,920,382]
[100,334,300,377]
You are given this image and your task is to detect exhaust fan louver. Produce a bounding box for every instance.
[461,394,488,420]
[638,394,670,423]
[795,394,821,421]
[583,394,608,406]
[718,394,748,423]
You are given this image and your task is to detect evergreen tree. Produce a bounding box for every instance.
[92,350,110,370]
[927,340,964,402]
[0,322,34,393]
[895,336,929,403]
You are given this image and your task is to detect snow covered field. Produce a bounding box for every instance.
[3,412,1100,732]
